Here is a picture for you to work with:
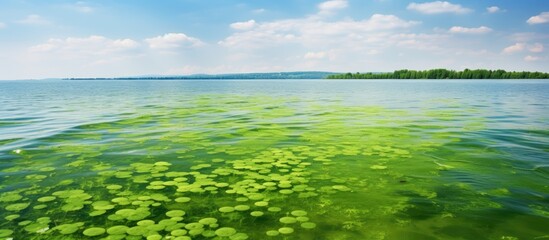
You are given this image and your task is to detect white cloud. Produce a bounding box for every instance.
[524,55,541,62]
[219,14,419,48]
[253,8,265,14]
[449,26,492,34]
[527,12,549,25]
[17,14,51,25]
[145,33,204,49]
[486,6,500,14]
[230,20,257,30]
[509,32,549,43]
[29,35,139,56]
[528,43,544,53]
[318,0,348,15]
[502,43,525,54]
[71,1,94,13]
[0,22,5,29]
[407,1,471,14]
[502,43,545,54]
[304,51,327,59]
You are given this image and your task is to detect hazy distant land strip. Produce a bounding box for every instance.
[65,72,337,80]
[65,69,549,80]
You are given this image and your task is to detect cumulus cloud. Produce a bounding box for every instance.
[145,33,204,49]
[70,1,94,13]
[502,43,544,54]
[230,20,257,30]
[486,6,500,14]
[527,12,549,25]
[528,43,544,53]
[407,1,471,14]
[524,55,541,62]
[502,43,525,54]
[29,35,139,55]
[17,14,51,25]
[304,51,327,59]
[449,26,492,34]
[219,14,420,48]
[318,0,348,15]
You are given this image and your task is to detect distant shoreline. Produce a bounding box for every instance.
[57,69,549,80]
[63,72,337,80]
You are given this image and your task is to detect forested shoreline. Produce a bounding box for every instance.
[327,69,549,79]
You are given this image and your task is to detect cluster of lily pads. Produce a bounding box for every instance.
[1,95,545,239]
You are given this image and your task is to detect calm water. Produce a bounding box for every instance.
[0,80,548,240]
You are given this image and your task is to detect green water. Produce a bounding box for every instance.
[0,80,548,240]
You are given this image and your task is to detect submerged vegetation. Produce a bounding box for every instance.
[0,94,548,239]
[327,69,549,79]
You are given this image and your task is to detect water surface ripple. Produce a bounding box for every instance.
[0,80,548,240]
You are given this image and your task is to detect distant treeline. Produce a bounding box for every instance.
[327,69,549,79]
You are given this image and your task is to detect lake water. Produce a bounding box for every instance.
[0,80,548,240]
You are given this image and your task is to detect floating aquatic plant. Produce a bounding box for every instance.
[53,223,83,235]
[5,202,30,212]
[219,206,235,213]
[83,227,106,237]
[301,222,317,229]
[106,225,129,235]
[0,94,543,240]
[279,216,298,224]
[278,227,294,234]
[250,211,264,217]
[215,227,237,237]
[166,210,186,218]
[0,229,14,238]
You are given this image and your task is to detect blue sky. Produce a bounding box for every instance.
[0,0,548,79]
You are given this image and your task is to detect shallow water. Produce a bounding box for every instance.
[0,80,548,240]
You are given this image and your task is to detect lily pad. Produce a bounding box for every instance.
[219,206,235,213]
[37,196,56,202]
[175,197,191,203]
[279,217,297,224]
[250,211,264,217]
[171,229,188,236]
[147,235,163,240]
[5,202,30,212]
[198,217,218,225]
[0,193,23,202]
[0,229,14,237]
[126,226,147,236]
[184,222,204,230]
[234,205,250,211]
[107,225,129,235]
[83,227,106,237]
[301,222,317,229]
[278,227,294,234]
[254,201,268,207]
[230,232,249,240]
[215,227,237,237]
[291,210,307,217]
[166,210,186,217]
[267,207,282,212]
[5,214,19,221]
[55,223,81,234]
